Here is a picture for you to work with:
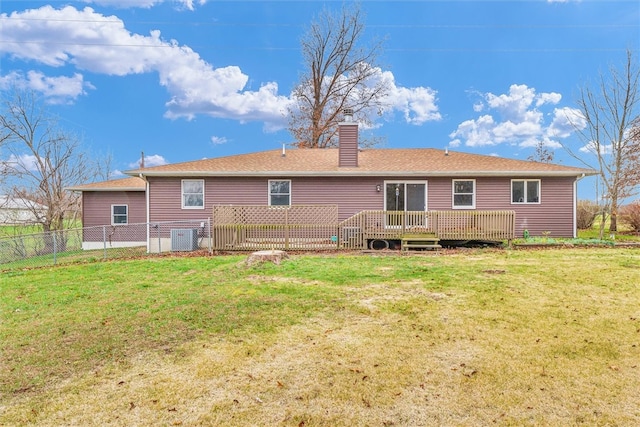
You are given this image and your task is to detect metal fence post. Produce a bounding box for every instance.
[207,217,212,253]
[103,226,107,260]
[53,232,57,266]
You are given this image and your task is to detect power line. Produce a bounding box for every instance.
[1,16,637,30]
[0,39,637,53]
[1,40,636,54]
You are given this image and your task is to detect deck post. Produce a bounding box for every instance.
[401,211,406,235]
[284,208,289,249]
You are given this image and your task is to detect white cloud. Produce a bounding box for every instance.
[1,6,290,130]
[548,107,586,138]
[210,136,228,145]
[5,154,39,172]
[144,154,168,167]
[580,140,612,155]
[450,84,578,149]
[485,84,538,122]
[128,154,168,168]
[492,118,542,142]
[449,115,496,147]
[379,70,441,125]
[536,92,562,106]
[80,0,207,10]
[0,71,93,104]
[288,66,441,129]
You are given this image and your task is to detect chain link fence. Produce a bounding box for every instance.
[0,219,211,271]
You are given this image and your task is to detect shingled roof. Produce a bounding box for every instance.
[124,148,594,178]
[66,176,146,192]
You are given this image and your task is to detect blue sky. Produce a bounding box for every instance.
[1,0,639,199]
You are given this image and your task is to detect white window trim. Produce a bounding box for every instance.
[452,179,476,210]
[181,179,205,209]
[111,204,128,225]
[511,179,541,204]
[268,179,291,206]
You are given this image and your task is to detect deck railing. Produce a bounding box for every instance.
[431,210,516,241]
[211,205,515,251]
[339,210,515,240]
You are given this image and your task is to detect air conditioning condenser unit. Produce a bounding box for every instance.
[171,228,199,251]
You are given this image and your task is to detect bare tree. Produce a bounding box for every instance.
[528,141,555,163]
[0,89,95,242]
[288,3,389,148]
[566,50,640,234]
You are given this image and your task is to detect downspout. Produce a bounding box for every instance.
[574,173,586,239]
[139,173,150,253]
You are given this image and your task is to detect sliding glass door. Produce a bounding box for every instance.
[385,181,427,227]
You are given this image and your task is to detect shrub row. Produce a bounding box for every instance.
[620,201,640,232]
[577,200,601,230]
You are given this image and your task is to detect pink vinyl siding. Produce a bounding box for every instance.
[146,175,577,239]
[82,191,146,227]
[81,191,147,242]
[338,123,359,167]
[147,176,385,222]
[291,177,384,220]
[148,177,267,222]
[427,177,576,238]
[510,177,576,238]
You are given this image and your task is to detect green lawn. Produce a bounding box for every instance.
[2,248,640,426]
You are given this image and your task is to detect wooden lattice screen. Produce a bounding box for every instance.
[211,205,340,250]
[212,204,338,225]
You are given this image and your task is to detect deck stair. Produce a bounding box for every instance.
[401,233,441,251]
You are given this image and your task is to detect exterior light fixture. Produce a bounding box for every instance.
[376,184,382,192]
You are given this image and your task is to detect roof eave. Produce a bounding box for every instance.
[128,170,596,178]
[65,187,146,192]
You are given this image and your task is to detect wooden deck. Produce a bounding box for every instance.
[211,206,515,251]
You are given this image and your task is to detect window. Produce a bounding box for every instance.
[269,180,291,206]
[182,179,204,209]
[452,179,475,209]
[512,179,540,204]
[112,205,128,225]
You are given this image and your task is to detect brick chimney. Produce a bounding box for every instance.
[338,108,358,167]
